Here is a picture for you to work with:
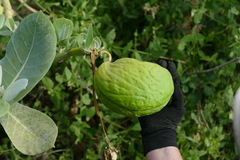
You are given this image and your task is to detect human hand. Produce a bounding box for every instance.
[138,60,185,155]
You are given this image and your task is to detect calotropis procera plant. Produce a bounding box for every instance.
[0,11,58,155]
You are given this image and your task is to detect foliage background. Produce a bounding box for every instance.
[0,0,240,159]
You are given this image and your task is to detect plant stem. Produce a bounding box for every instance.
[54,47,88,64]
[112,45,186,63]
[90,51,118,160]
[101,50,112,62]
[185,57,240,75]
[17,0,37,13]
[2,0,14,18]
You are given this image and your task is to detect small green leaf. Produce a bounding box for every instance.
[106,29,116,44]
[231,7,239,15]
[0,14,5,29]
[81,93,91,105]
[90,36,102,49]
[86,107,96,120]
[131,123,141,131]
[0,65,2,86]
[192,7,207,24]
[76,33,87,47]
[0,103,58,155]
[0,100,10,117]
[53,18,73,42]
[85,24,93,48]
[5,18,15,31]
[64,67,72,80]
[42,77,54,89]
[3,79,28,102]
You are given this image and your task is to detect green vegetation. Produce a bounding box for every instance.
[0,0,239,159]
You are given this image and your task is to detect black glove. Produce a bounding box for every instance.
[138,60,185,155]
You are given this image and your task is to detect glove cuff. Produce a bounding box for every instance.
[141,128,177,155]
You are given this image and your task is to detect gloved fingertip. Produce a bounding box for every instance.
[167,62,177,79]
[157,59,167,68]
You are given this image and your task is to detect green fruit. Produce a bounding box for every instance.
[94,58,174,117]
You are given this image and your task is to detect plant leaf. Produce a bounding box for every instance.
[2,78,28,102]
[0,65,2,86]
[5,18,15,31]
[85,24,93,48]
[53,18,73,42]
[0,103,58,155]
[90,36,102,49]
[76,33,87,47]
[0,14,5,29]
[0,12,57,104]
[0,99,10,117]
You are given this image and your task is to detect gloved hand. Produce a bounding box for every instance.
[138,60,185,155]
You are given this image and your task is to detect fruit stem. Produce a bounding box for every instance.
[100,50,112,62]
[90,51,118,159]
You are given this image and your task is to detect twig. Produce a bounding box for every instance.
[184,57,240,76]
[53,47,88,65]
[17,0,38,13]
[102,116,126,130]
[112,45,186,64]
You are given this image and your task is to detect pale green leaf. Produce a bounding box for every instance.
[0,99,10,117]
[106,29,116,44]
[0,103,58,155]
[64,67,72,80]
[76,33,87,47]
[0,65,2,86]
[0,12,57,103]
[5,18,15,31]
[0,14,5,29]
[231,7,239,15]
[81,93,91,105]
[90,36,102,49]
[85,24,93,48]
[53,18,73,42]
[3,79,28,102]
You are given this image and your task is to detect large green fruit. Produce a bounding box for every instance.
[94,58,174,117]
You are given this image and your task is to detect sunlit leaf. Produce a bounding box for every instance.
[0,99,10,117]
[0,103,58,155]
[5,18,15,31]
[53,18,73,42]
[90,36,102,49]
[0,11,57,104]
[85,24,93,48]
[2,79,28,102]
[0,14,5,29]
[0,65,2,86]
[76,33,87,47]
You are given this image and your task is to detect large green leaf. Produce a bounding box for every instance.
[0,103,58,155]
[0,99,10,117]
[0,11,57,104]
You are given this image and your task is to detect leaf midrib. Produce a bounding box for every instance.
[5,13,39,91]
[7,111,47,144]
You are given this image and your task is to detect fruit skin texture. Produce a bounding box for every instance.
[94,58,174,117]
